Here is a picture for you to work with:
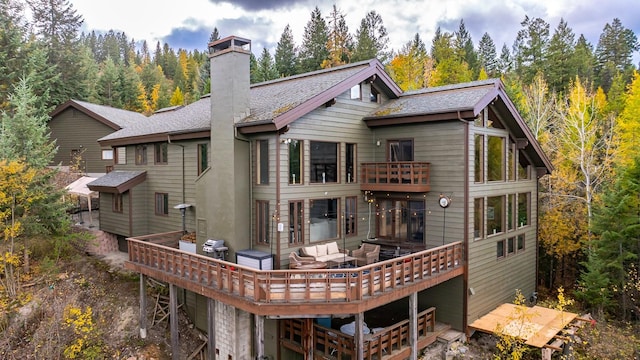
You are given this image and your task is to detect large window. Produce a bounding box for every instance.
[257,140,269,184]
[289,200,303,244]
[486,196,504,236]
[487,136,505,181]
[310,198,338,241]
[518,192,530,227]
[289,140,302,184]
[474,135,484,182]
[256,200,270,244]
[345,143,356,183]
[377,199,424,241]
[155,193,168,216]
[310,141,337,183]
[135,145,147,165]
[508,143,516,181]
[518,153,530,180]
[198,143,208,175]
[474,198,484,239]
[345,196,357,236]
[115,147,126,164]
[154,143,168,165]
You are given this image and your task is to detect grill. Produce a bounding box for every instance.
[202,239,228,260]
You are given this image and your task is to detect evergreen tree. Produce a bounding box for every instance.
[429,28,472,86]
[545,18,576,94]
[28,0,85,107]
[0,76,57,168]
[255,48,278,82]
[497,43,513,74]
[322,4,352,68]
[594,18,639,91]
[573,35,595,86]
[615,71,640,169]
[169,86,184,106]
[298,6,329,72]
[96,58,122,107]
[454,19,478,76]
[352,10,389,63]
[208,28,220,44]
[249,52,258,84]
[512,16,550,84]
[275,24,297,77]
[387,33,430,91]
[0,0,29,110]
[477,32,498,77]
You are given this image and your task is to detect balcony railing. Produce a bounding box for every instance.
[360,162,431,192]
[125,237,463,316]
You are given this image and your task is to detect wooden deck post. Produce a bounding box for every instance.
[355,312,365,360]
[409,292,418,360]
[207,298,216,360]
[169,283,179,360]
[255,314,264,359]
[139,274,147,339]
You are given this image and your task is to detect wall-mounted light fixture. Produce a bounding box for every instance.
[281,138,292,144]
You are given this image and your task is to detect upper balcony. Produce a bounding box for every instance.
[360,162,431,192]
[124,232,463,318]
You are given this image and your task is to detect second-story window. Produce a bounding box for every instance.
[289,140,302,184]
[135,145,147,165]
[198,143,208,175]
[154,143,168,165]
[310,141,337,183]
[474,135,484,183]
[115,147,126,164]
[289,200,303,244]
[256,140,269,185]
[346,143,356,183]
[487,136,505,181]
[388,140,413,161]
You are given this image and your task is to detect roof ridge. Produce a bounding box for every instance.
[402,79,499,97]
[250,59,375,88]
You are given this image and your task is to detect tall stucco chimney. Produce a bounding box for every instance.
[201,36,252,257]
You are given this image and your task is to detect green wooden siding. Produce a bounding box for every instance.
[48,108,116,174]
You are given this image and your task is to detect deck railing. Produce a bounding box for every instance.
[282,307,437,359]
[127,237,463,307]
[360,162,431,192]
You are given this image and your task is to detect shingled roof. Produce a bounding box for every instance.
[97,59,401,144]
[50,99,148,130]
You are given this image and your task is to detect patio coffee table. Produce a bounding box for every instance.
[327,255,356,268]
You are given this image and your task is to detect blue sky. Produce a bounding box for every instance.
[69,0,639,63]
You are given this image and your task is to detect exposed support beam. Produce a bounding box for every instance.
[207,298,216,360]
[139,274,147,339]
[409,292,418,360]
[255,314,264,359]
[355,312,365,360]
[170,284,179,360]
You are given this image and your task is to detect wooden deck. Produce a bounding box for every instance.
[281,307,449,359]
[360,162,431,192]
[124,234,464,317]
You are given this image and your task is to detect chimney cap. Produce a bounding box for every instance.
[208,35,251,56]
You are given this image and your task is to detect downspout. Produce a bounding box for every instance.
[460,111,470,333]
[275,132,281,269]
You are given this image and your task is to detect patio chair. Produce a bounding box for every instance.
[288,252,317,269]
[352,244,380,266]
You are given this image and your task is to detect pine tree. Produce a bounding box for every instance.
[512,16,550,84]
[208,28,220,44]
[545,18,576,94]
[255,48,278,82]
[497,44,513,74]
[28,0,85,107]
[477,33,498,77]
[573,35,595,86]
[169,86,184,106]
[429,28,472,86]
[352,10,389,63]
[454,19,478,76]
[322,4,352,68]
[96,58,122,107]
[298,6,329,73]
[0,0,29,110]
[594,18,639,92]
[275,25,297,77]
[0,75,57,168]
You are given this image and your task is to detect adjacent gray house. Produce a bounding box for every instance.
[48,100,148,175]
[88,36,552,360]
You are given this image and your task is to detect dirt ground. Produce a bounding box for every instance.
[0,251,204,360]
